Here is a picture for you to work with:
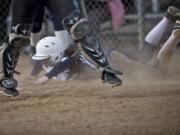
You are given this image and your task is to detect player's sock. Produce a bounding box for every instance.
[145,17,171,45]
[55,30,72,47]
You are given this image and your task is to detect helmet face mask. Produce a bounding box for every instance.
[40,57,52,67]
[32,36,68,64]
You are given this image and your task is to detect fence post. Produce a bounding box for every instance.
[152,0,160,13]
[136,0,145,50]
[79,0,88,19]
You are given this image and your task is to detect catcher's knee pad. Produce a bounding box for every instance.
[9,24,31,44]
[62,10,92,40]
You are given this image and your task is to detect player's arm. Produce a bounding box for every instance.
[36,57,72,84]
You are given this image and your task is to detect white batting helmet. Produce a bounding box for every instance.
[32,36,68,63]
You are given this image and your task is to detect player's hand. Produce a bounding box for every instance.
[34,76,49,84]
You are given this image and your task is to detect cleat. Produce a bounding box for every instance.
[3,88,19,97]
[102,68,123,87]
[104,67,123,76]
[165,6,180,22]
[0,79,19,97]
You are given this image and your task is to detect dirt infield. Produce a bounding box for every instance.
[0,52,180,135]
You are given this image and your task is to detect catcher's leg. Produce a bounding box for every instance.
[0,24,31,96]
[62,11,123,86]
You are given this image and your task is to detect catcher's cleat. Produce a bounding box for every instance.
[103,67,123,76]
[0,79,19,97]
[165,6,180,22]
[102,67,123,87]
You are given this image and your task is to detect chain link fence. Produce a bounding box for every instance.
[0,0,179,49]
[0,0,11,44]
[82,0,179,51]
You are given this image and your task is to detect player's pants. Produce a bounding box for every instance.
[31,1,66,33]
[11,0,76,25]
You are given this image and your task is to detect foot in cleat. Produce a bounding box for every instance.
[102,68,123,87]
[104,67,123,76]
[0,79,19,97]
[165,6,180,22]
[3,88,19,97]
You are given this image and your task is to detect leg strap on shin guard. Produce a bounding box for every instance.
[0,43,21,79]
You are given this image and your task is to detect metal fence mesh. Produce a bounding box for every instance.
[0,0,11,44]
[84,0,138,50]
[83,0,178,51]
[0,0,179,49]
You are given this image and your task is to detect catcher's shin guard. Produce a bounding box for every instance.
[63,11,123,86]
[0,24,30,96]
[0,43,20,96]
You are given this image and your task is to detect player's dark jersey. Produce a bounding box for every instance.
[45,54,95,80]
